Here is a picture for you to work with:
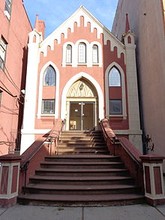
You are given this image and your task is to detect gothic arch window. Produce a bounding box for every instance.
[43,65,56,86]
[109,67,121,87]
[92,44,99,63]
[109,67,122,115]
[105,64,127,118]
[38,63,60,117]
[78,42,86,63]
[66,44,72,63]
[41,65,56,114]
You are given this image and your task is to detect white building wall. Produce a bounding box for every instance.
[20,31,40,154]
[124,33,142,151]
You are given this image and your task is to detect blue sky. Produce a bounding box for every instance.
[23,0,119,37]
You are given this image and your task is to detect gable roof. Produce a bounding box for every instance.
[40,6,124,47]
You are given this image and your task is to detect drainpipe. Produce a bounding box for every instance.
[135,60,147,155]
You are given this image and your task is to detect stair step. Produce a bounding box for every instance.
[60,131,101,136]
[59,138,104,142]
[29,175,134,185]
[23,184,140,195]
[18,130,144,206]
[45,154,121,162]
[40,161,124,169]
[59,136,104,140]
[35,168,129,176]
[57,145,107,149]
[18,193,145,206]
[56,148,109,154]
[56,150,109,155]
[59,141,104,145]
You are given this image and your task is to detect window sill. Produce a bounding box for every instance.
[78,63,87,66]
[109,115,127,119]
[43,85,55,87]
[41,114,55,117]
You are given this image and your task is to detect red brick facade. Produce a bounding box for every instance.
[0,0,32,155]
[21,6,142,153]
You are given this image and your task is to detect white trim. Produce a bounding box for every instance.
[62,40,102,68]
[75,39,89,66]
[125,41,141,132]
[105,62,127,118]
[22,37,40,132]
[143,163,165,199]
[90,41,102,67]
[78,42,86,63]
[40,6,125,51]
[62,42,75,67]
[0,162,20,198]
[21,129,51,135]
[37,62,60,119]
[61,72,104,121]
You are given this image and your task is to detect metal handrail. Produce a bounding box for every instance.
[20,119,65,189]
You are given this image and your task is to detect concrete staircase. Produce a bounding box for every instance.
[18,131,144,206]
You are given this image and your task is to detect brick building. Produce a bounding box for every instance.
[20,6,142,154]
[0,0,32,155]
[1,3,165,208]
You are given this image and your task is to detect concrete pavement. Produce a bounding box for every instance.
[0,204,165,220]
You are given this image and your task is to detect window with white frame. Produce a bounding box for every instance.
[66,44,72,63]
[92,44,99,63]
[108,67,123,115]
[5,0,12,17]
[42,99,55,114]
[78,42,86,63]
[43,65,56,86]
[0,37,7,69]
[109,67,121,87]
[109,99,122,115]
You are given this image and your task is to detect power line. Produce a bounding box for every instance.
[0,83,17,98]
[2,64,20,92]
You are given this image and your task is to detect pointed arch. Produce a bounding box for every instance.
[43,65,56,86]
[61,72,104,120]
[105,62,127,118]
[109,67,121,87]
[37,61,60,118]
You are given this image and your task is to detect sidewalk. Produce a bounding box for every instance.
[0,204,165,220]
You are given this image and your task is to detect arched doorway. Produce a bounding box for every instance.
[65,78,98,130]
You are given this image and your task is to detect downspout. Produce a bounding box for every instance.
[135,57,147,155]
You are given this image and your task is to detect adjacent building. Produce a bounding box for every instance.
[20,6,142,154]
[0,0,32,155]
[112,0,165,170]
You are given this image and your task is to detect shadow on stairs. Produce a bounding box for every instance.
[17,130,145,206]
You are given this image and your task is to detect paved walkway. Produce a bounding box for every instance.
[0,204,165,220]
